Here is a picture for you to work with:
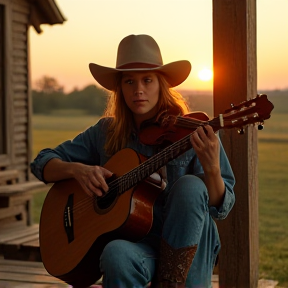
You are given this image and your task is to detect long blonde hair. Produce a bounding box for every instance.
[103,73,189,156]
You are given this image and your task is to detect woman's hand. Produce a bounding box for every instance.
[190,125,225,207]
[43,158,113,198]
[72,163,113,197]
[190,125,220,175]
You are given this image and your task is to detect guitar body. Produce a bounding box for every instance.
[39,148,162,287]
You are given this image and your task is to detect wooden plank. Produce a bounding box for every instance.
[0,181,46,195]
[14,100,27,108]
[8,234,39,246]
[0,271,66,284]
[0,224,39,243]
[0,205,25,220]
[12,72,27,82]
[12,31,27,41]
[13,155,28,165]
[0,169,19,183]
[12,11,29,24]
[0,264,49,276]
[14,91,26,100]
[12,58,27,67]
[12,1,30,14]
[212,0,258,288]
[0,281,66,288]
[14,141,27,150]
[7,193,31,206]
[12,22,27,33]
[14,115,28,124]
[12,63,27,73]
[0,155,11,168]
[5,231,39,245]
[11,0,30,8]
[14,124,27,133]
[23,238,40,247]
[14,108,27,116]
[14,132,27,142]
[0,258,44,268]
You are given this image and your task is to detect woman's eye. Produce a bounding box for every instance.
[145,78,152,83]
[125,79,133,84]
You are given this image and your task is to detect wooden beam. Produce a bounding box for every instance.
[212,1,258,288]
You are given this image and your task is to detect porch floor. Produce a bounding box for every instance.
[0,257,279,288]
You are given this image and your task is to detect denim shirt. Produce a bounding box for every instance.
[30,117,235,220]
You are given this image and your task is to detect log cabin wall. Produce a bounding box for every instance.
[0,0,64,182]
[0,0,31,182]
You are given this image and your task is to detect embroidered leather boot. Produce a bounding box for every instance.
[155,238,197,288]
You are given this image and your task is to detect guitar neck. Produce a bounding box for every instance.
[108,94,275,195]
[111,133,194,195]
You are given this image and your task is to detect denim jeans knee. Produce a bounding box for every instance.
[100,239,157,288]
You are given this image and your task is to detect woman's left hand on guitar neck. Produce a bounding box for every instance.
[190,125,225,208]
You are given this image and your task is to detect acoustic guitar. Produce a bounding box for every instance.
[39,94,274,287]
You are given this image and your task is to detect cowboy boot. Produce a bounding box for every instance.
[155,238,197,288]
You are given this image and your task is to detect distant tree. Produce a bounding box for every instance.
[66,84,108,115]
[34,76,64,93]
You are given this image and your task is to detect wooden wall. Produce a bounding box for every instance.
[0,0,32,182]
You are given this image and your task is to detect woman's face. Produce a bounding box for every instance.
[121,71,160,127]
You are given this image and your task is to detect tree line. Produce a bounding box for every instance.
[32,76,108,115]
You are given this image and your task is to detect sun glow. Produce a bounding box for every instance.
[198,68,213,81]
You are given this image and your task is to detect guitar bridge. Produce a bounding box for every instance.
[64,194,74,243]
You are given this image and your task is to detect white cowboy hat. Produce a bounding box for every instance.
[89,34,191,91]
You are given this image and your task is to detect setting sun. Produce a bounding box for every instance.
[198,68,213,81]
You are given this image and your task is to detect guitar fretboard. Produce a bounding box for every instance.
[108,133,193,195]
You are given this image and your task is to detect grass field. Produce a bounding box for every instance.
[31,111,288,286]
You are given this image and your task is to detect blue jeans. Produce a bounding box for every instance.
[100,175,221,288]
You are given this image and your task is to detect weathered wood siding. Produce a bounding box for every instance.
[5,0,31,182]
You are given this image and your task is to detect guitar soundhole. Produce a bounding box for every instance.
[94,188,118,214]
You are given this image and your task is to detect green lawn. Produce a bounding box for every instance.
[31,112,288,286]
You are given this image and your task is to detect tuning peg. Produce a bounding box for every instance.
[230,103,234,108]
[237,128,245,134]
[258,123,264,130]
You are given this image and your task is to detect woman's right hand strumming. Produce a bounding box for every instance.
[43,158,113,197]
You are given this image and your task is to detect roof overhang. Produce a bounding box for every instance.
[30,0,66,33]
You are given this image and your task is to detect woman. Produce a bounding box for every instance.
[31,34,235,288]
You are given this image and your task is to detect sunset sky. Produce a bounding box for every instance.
[29,0,288,93]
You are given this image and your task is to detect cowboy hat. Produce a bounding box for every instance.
[89,34,191,91]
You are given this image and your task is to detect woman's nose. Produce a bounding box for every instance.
[134,81,144,95]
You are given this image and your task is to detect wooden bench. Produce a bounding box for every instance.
[0,223,41,261]
[0,168,48,261]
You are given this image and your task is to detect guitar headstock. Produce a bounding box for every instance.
[211,94,274,133]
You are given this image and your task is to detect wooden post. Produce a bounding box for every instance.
[212,1,258,287]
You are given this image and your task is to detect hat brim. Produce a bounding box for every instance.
[89,60,191,91]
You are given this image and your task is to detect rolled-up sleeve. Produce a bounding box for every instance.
[193,138,236,220]
[30,120,106,183]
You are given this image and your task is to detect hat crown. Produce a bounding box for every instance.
[116,35,163,69]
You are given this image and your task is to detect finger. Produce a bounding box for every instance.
[190,130,203,149]
[101,167,113,178]
[196,126,209,141]
[203,125,217,140]
[87,176,107,195]
[82,183,101,197]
